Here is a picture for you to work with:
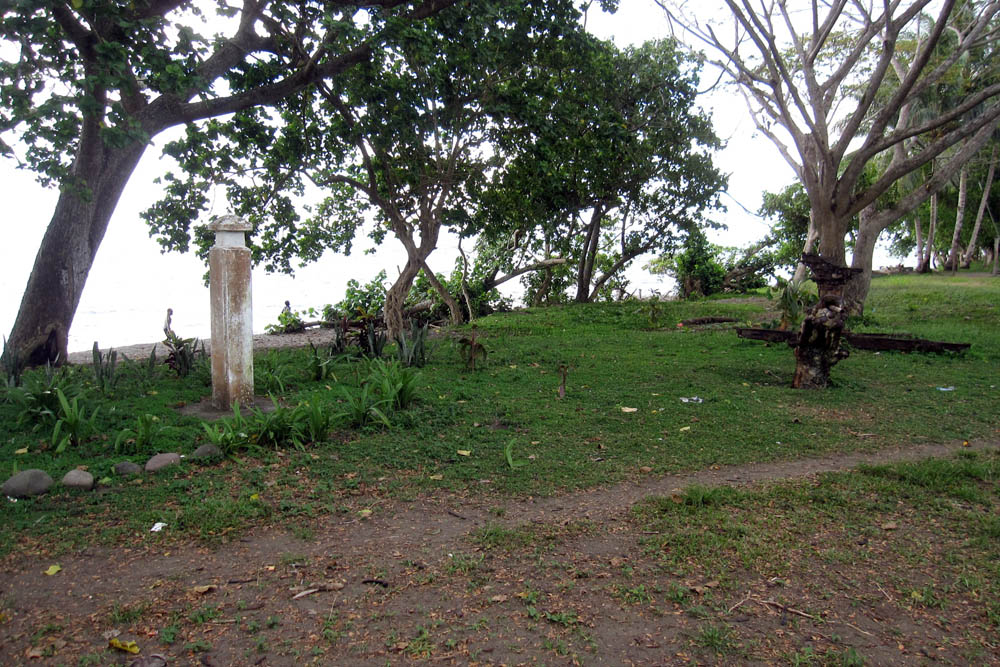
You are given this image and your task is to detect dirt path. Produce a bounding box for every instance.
[2,439,996,665]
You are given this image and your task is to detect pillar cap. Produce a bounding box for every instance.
[207,215,252,232]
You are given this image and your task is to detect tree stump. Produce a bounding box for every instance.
[791,254,861,389]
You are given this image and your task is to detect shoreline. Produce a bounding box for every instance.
[66,327,345,365]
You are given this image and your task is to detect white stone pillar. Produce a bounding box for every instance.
[208,215,254,409]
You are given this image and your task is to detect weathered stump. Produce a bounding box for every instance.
[791,296,850,388]
[791,254,861,389]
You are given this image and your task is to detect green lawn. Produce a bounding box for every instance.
[2,272,998,555]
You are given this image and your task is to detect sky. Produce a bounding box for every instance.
[0,0,797,352]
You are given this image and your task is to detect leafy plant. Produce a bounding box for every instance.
[768,278,818,330]
[294,397,334,444]
[163,331,203,378]
[92,342,119,395]
[265,308,306,334]
[51,388,99,452]
[200,403,254,455]
[336,270,387,319]
[308,341,340,382]
[395,319,430,367]
[7,364,81,428]
[358,320,387,359]
[366,358,421,411]
[114,414,171,454]
[247,397,303,450]
[256,351,293,394]
[672,229,726,299]
[336,384,392,429]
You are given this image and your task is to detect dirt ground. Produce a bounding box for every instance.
[2,438,998,666]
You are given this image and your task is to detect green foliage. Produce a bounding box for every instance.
[336,271,387,320]
[672,230,726,299]
[359,321,387,359]
[114,414,171,455]
[92,342,119,395]
[395,320,430,368]
[265,309,306,334]
[365,358,422,411]
[757,182,813,272]
[336,384,392,430]
[51,388,99,453]
[6,364,82,429]
[768,279,818,330]
[163,332,203,378]
[293,397,335,445]
[308,341,341,382]
[256,351,294,394]
[247,398,304,451]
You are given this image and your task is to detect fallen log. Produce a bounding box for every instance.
[736,328,970,354]
[680,316,739,326]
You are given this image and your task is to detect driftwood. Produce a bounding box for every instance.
[736,328,970,354]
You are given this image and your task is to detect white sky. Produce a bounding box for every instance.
[0,0,795,350]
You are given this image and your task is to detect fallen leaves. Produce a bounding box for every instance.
[621,407,638,413]
[44,565,61,576]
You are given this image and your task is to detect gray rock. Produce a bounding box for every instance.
[113,461,143,477]
[2,469,53,498]
[192,444,223,460]
[62,469,95,491]
[145,453,181,472]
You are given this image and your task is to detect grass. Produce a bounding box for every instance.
[1,272,999,555]
[631,450,1000,627]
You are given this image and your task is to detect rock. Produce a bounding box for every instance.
[113,462,143,477]
[192,444,223,461]
[62,469,95,491]
[145,453,181,472]
[2,469,53,498]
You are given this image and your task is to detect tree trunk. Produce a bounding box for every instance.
[574,207,604,302]
[384,258,423,341]
[994,237,999,276]
[914,216,924,268]
[418,259,464,325]
[532,268,553,307]
[843,205,880,316]
[7,142,147,365]
[792,211,820,285]
[791,255,858,389]
[962,146,997,268]
[946,166,968,273]
[918,193,938,272]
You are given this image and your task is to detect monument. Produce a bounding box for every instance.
[208,215,254,408]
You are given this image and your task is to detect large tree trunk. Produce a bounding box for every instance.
[917,193,938,272]
[962,146,997,268]
[843,205,880,316]
[945,166,968,273]
[384,257,423,341]
[993,237,1000,276]
[7,142,147,365]
[791,254,858,390]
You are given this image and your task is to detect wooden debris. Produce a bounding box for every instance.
[736,328,970,354]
